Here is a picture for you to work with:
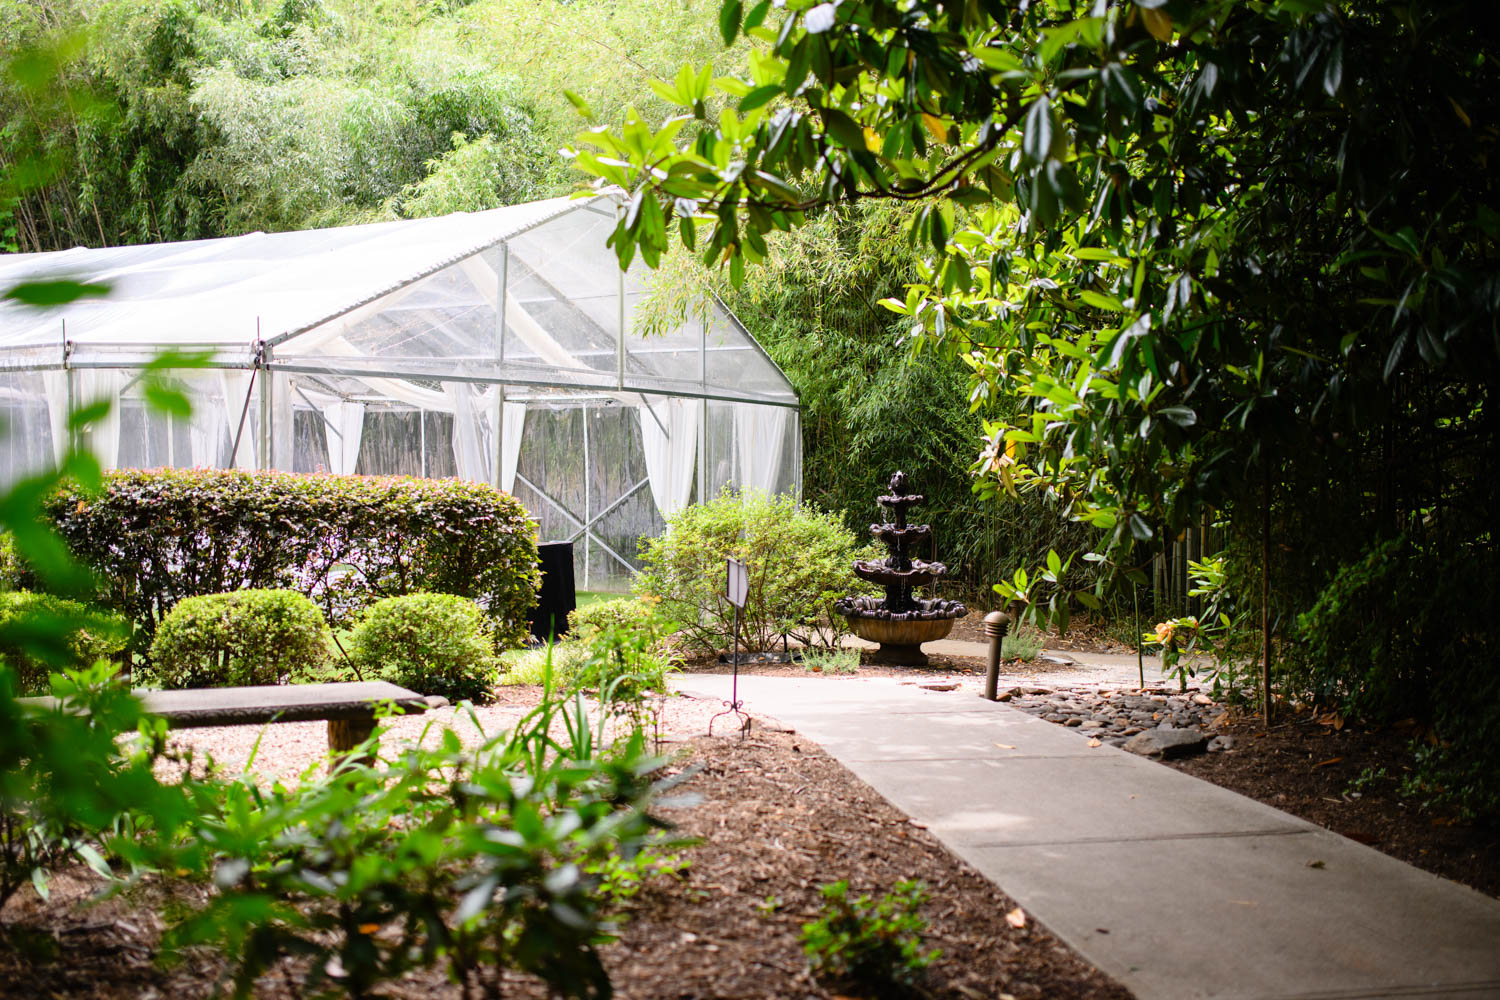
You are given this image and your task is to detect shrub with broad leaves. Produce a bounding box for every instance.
[634,490,870,655]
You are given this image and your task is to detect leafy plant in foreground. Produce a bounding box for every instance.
[161,692,669,999]
[800,879,940,995]
[0,662,192,918]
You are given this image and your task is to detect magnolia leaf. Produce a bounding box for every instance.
[719,0,743,45]
[4,279,110,307]
[1022,96,1053,164]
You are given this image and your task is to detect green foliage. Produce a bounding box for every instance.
[634,490,867,655]
[577,0,1500,614]
[0,533,24,590]
[1292,534,1500,817]
[567,597,665,646]
[1292,537,1437,718]
[159,691,667,999]
[148,589,333,689]
[0,0,560,248]
[0,661,193,916]
[0,590,128,695]
[1000,623,1042,664]
[585,838,691,909]
[500,641,592,688]
[1143,556,1255,699]
[800,647,860,674]
[0,0,738,251]
[800,879,939,994]
[43,468,540,660]
[708,202,1092,592]
[349,592,500,704]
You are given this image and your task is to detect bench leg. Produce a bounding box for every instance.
[328,716,377,766]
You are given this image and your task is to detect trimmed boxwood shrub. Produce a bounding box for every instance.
[149,589,333,689]
[43,469,540,662]
[0,591,129,695]
[348,593,500,704]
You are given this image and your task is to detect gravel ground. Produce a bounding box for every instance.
[162,686,733,783]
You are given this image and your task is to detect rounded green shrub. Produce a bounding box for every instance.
[149,589,333,689]
[349,593,500,704]
[634,490,870,655]
[0,591,129,695]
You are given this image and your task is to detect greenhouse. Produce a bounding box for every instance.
[0,192,801,589]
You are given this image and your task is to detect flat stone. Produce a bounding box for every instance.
[133,681,432,728]
[1124,726,1209,759]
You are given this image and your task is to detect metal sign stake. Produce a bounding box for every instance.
[709,557,750,738]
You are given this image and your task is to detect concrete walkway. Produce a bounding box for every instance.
[673,673,1500,1000]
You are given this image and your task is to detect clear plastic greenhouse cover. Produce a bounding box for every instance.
[0,191,801,589]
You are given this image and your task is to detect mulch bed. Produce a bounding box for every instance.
[597,729,1130,1000]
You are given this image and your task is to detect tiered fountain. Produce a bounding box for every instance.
[835,471,968,665]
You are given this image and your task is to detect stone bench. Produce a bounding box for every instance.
[26,681,447,757]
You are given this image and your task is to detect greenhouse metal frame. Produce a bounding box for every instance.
[0,192,801,589]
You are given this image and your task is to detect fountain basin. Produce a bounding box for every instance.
[844,614,958,665]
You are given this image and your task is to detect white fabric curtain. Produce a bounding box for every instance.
[447,383,490,483]
[219,370,256,469]
[76,370,123,471]
[271,373,295,472]
[500,401,525,494]
[321,401,365,475]
[43,371,69,463]
[639,397,698,519]
[188,384,222,468]
[734,403,789,496]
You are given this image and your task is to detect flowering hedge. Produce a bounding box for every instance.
[40,469,540,660]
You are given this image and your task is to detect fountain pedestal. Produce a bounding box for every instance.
[834,471,967,666]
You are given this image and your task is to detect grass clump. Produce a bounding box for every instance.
[1002,623,1044,662]
[801,648,861,674]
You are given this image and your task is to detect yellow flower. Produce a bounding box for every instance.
[1154,622,1174,643]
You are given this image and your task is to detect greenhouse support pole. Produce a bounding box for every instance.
[62,322,78,454]
[258,337,272,471]
[492,244,507,489]
[698,319,707,504]
[616,228,626,391]
[582,404,590,590]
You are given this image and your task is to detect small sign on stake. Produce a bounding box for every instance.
[726,557,749,609]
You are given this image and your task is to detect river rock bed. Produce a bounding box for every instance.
[996,684,1238,756]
